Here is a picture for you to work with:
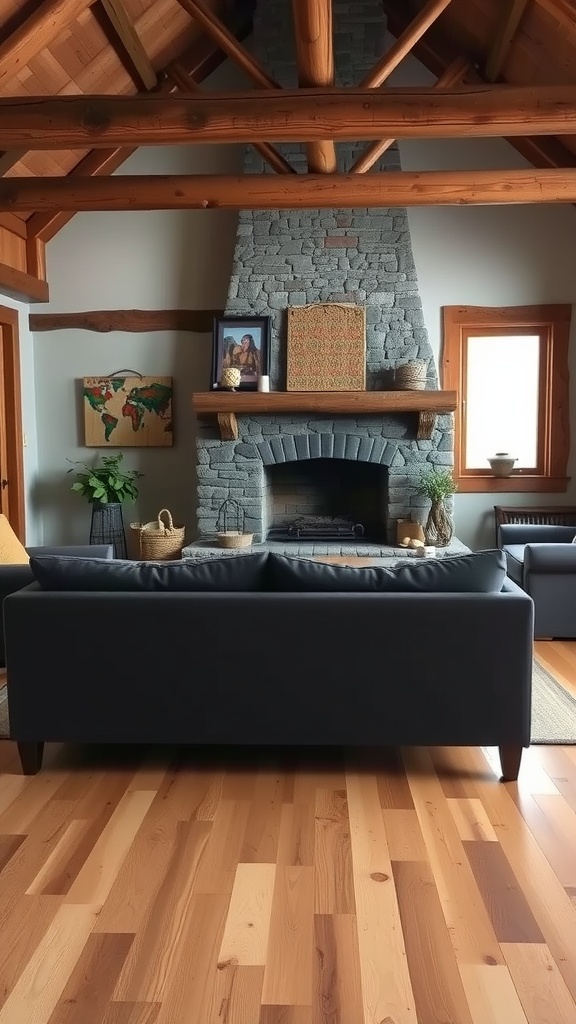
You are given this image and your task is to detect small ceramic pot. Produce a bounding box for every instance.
[488,452,517,478]
[220,367,241,390]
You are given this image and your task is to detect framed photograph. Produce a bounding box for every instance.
[212,315,271,391]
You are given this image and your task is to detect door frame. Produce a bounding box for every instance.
[0,304,25,541]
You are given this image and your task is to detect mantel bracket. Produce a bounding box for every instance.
[217,411,238,440]
[417,410,437,440]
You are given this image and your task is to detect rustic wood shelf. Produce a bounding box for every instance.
[192,390,457,441]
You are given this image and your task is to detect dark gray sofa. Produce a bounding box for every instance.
[3,550,534,781]
[499,524,576,638]
[0,544,113,666]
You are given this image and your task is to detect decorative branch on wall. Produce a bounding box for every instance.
[29,309,222,333]
[83,374,173,447]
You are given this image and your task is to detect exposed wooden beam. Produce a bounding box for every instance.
[0,0,96,89]
[292,0,336,173]
[351,56,469,173]
[0,213,27,238]
[25,21,254,243]
[4,168,576,211]
[381,0,576,174]
[167,64,295,175]
[361,0,453,88]
[29,309,221,333]
[0,150,25,176]
[100,0,157,90]
[485,0,529,82]
[175,0,280,89]
[2,86,576,149]
[0,262,49,303]
[533,0,576,34]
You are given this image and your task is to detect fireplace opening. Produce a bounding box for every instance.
[265,458,388,542]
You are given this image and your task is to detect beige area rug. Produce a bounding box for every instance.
[0,660,574,744]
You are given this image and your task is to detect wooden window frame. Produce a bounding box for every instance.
[442,304,571,494]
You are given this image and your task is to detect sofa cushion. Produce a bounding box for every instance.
[267,549,507,593]
[502,544,525,584]
[29,552,269,592]
[0,514,29,565]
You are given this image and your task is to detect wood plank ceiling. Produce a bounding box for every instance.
[0,0,574,238]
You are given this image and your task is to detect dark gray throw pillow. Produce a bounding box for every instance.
[29,552,269,592]
[267,549,507,593]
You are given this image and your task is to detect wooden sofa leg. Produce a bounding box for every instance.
[499,744,523,782]
[17,742,44,775]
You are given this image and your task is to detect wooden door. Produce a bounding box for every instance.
[0,305,25,540]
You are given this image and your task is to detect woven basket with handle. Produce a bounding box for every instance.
[130,508,185,561]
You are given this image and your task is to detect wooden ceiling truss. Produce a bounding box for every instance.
[0,0,572,303]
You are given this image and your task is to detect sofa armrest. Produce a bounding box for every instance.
[524,543,576,574]
[499,524,576,546]
[26,544,114,559]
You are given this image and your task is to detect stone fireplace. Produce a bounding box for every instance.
[188,0,455,557]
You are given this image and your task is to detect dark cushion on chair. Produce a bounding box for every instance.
[502,544,525,584]
[267,549,507,593]
[29,552,269,592]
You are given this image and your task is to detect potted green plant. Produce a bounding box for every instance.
[418,467,457,547]
[67,452,142,557]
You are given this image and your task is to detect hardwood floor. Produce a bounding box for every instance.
[0,643,576,1023]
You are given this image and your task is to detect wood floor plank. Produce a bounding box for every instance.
[260,1008,312,1024]
[261,866,314,1007]
[314,789,354,914]
[313,914,363,1024]
[447,798,499,841]
[0,774,67,834]
[403,747,504,966]
[218,863,276,967]
[382,808,428,862]
[0,834,26,873]
[393,859,475,1024]
[0,904,100,1024]
[532,793,576,886]
[375,749,415,809]
[101,1005,161,1024]
[459,965,530,1024]
[25,820,88,896]
[346,770,417,1024]
[193,800,252,895]
[502,943,576,1023]
[276,801,315,868]
[154,893,230,1023]
[211,964,264,1024]
[0,896,63,1004]
[111,820,211,1002]
[239,769,285,864]
[463,841,545,943]
[47,933,134,1024]
[64,790,156,907]
[0,774,28,818]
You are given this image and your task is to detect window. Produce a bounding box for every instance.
[442,305,570,493]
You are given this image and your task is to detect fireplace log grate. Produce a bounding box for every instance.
[268,515,365,541]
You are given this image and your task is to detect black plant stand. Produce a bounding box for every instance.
[90,501,127,558]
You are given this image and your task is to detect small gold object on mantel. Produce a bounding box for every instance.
[220,366,241,390]
[286,303,366,391]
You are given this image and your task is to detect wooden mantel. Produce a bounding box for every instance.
[192,389,457,440]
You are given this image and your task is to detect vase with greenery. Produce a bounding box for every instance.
[418,467,457,548]
[67,452,142,557]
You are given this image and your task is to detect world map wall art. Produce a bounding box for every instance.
[82,375,173,447]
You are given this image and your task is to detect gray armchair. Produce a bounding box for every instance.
[499,524,576,638]
[1,544,113,665]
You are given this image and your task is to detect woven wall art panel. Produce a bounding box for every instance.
[286,303,366,391]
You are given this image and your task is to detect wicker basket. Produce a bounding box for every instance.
[217,531,254,549]
[215,498,253,549]
[130,508,185,561]
[394,360,427,390]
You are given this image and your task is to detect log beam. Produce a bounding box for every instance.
[4,169,576,212]
[533,0,576,35]
[485,0,529,82]
[2,86,576,149]
[0,0,96,89]
[175,0,279,89]
[100,0,157,90]
[351,56,469,173]
[292,0,336,173]
[361,0,453,88]
[29,309,221,332]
